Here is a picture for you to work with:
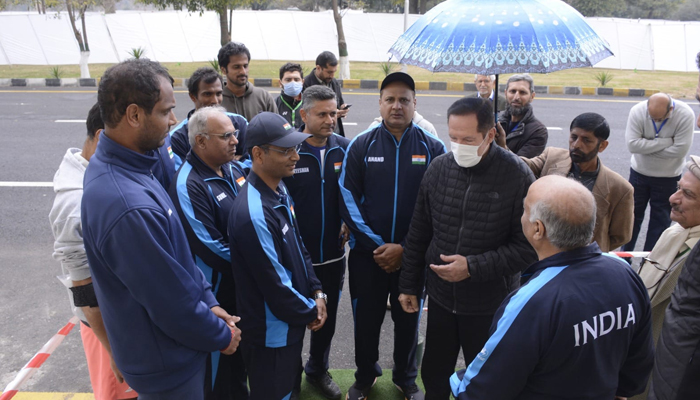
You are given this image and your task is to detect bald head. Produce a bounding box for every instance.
[524,176,596,251]
[648,93,673,122]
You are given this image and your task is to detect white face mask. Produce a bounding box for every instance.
[451,135,487,168]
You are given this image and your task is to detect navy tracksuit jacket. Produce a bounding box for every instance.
[81,134,231,394]
[339,122,446,252]
[169,151,247,314]
[169,109,248,170]
[282,132,350,264]
[450,243,654,400]
[228,171,322,348]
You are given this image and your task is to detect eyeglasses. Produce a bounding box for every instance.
[261,144,302,157]
[205,130,239,140]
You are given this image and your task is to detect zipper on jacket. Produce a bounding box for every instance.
[452,168,472,314]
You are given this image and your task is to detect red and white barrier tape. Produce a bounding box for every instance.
[611,251,650,258]
[0,316,79,400]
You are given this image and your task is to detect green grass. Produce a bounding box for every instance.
[1,61,697,99]
[302,369,426,399]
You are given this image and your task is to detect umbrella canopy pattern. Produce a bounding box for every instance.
[389,0,613,74]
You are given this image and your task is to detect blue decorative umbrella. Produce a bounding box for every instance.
[389,0,613,75]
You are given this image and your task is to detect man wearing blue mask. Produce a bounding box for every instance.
[399,97,537,400]
[276,63,304,129]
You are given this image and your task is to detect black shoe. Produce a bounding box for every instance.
[306,371,342,399]
[395,383,425,400]
[346,378,377,400]
[290,388,301,400]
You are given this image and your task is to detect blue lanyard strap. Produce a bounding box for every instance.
[652,119,668,137]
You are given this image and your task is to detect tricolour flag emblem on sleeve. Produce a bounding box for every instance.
[334,162,342,173]
[236,176,246,186]
[412,155,426,165]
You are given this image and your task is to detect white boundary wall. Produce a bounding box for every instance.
[0,10,698,72]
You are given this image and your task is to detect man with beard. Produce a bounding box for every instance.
[303,51,350,137]
[497,74,548,157]
[81,59,241,399]
[218,42,277,122]
[511,112,634,252]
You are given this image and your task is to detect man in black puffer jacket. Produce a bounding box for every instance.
[399,97,537,400]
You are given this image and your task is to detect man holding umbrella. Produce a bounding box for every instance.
[497,74,548,158]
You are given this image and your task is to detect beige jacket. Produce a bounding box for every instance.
[522,147,634,251]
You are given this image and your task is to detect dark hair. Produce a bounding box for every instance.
[570,112,610,141]
[447,97,495,137]
[98,58,173,129]
[188,67,223,97]
[218,42,251,71]
[302,85,337,112]
[279,62,304,80]
[86,102,104,139]
[315,51,338,68]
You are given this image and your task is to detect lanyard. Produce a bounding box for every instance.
[280,97,303,127]
[652,119,668,138]
[510,121,521,133]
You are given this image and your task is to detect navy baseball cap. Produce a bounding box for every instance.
[246,112,311,149]
[380,72,415,91]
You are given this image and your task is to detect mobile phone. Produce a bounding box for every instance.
[342,104,352,110]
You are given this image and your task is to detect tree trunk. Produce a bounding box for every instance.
[331,0,350,79]
[409,0,418,14]
[419,0,426,14]
[102,0,116,14]
[80,6,89,52]
[66,1,86,52]
[79,51,90,78]
[218,10,230,46]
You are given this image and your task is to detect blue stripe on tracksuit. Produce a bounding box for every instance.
[450,265,569,397]
[168,151,248,395]
[229,171,323,399]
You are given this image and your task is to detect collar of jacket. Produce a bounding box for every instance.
[298,128,342,151]
[247,170,285,202]
[379,121,416,144]
[186,108,196,120]
[499,106,536,138]
[280,91,301,106]
[185,149,238,181]
[521,242,602,282]
[96,132,159,176]
[223,81,252,99]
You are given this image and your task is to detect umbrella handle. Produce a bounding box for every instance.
[494,74,499,122]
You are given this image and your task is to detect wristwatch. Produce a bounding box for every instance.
[313,292,328,304]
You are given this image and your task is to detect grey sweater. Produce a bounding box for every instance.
[625,99,695,177]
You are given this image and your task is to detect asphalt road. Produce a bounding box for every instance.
[1,86,699,393]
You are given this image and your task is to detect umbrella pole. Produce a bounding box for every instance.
[494,74,499,122]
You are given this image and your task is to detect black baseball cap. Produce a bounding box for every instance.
[246,112,311,149]
[380,72,415,91]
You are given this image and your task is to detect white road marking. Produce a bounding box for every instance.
[344,122,358,126]
[547,127,563,130]
[695,130,700,134]
[0,181,53,187]
[55,120,86,123]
